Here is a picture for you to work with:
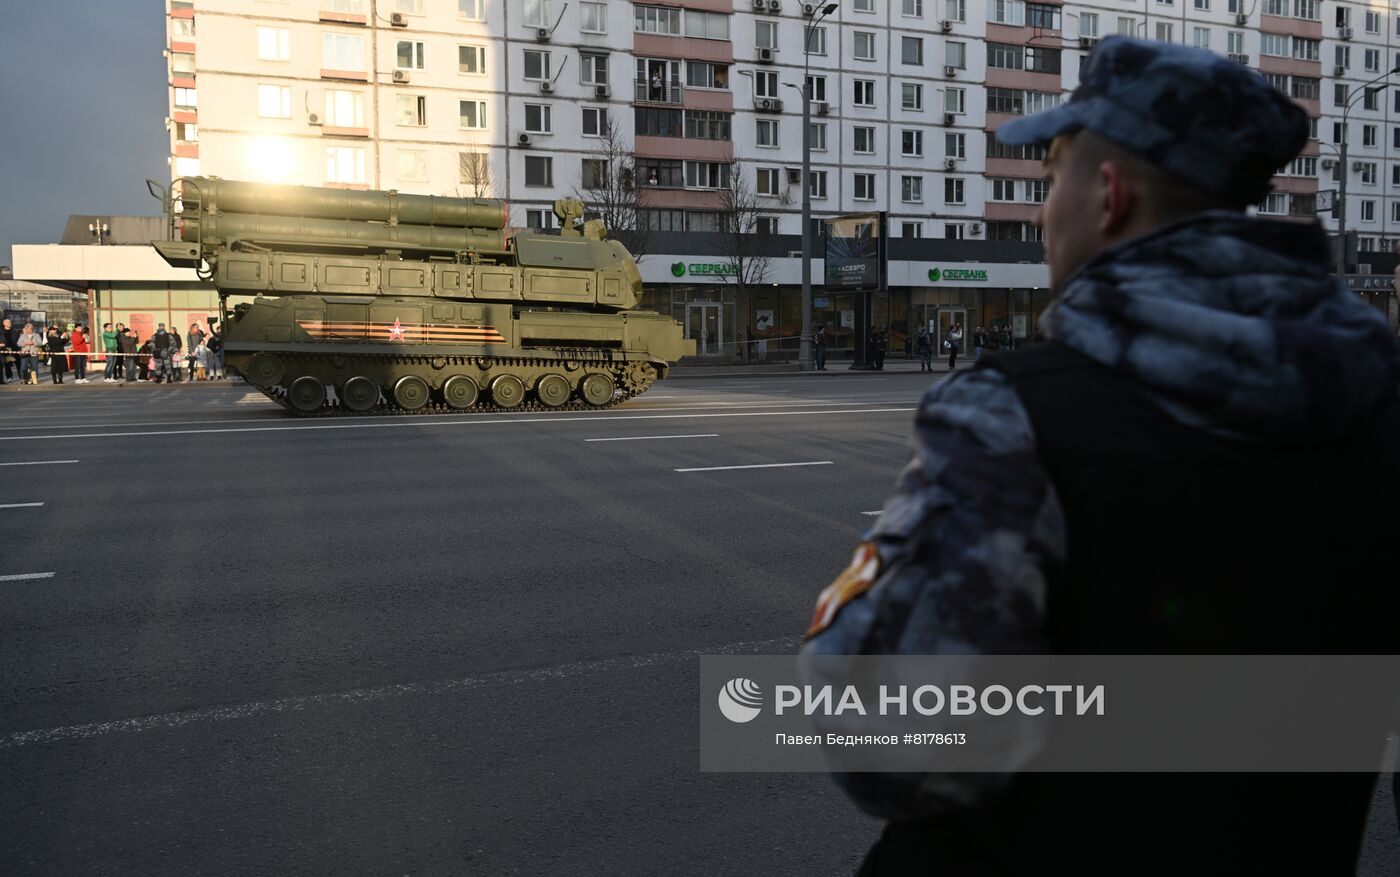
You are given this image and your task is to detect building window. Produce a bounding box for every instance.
[756,118,779,147]
[685,110,731,140]
[323,34,364,70]
[1361,200,1376,221]
[326,146,366,184]
[1365,88,1379,111]
[526,209,557,230]
[640,160,683,187]
[1228,31,1244,54]
[945,223,964,240]
[989,0,1025,26]
[685,161,730,189]
[394,0,424,13]
[582,106,609,136]
[523,50,551,80]
[635,106,681,137]
[582,158,608,189]
[396,41,425,70]
[1359,162,1377,184]
[990,178,1017,201]
[1363,124,1377,147]
[755,20,777,50]
[581,1,607,32]
[257,27,290,61]
[854,31,876,61]
[581,52,609,85]
[176,122,198,142]
[1291,77,1319,101]
[945,132,965,158]
[396,94,427,127]
[809,171,828,198]
[854,0,874,10]
[325,89,364,127]
[1026,2,1060,28]
[684,10,730,40]
[944,177,964,205]
[174,157,201,177]
[853,80,875,107]
[686,61,727,89]
[946,42,966,69]
[1081,12,1098,36]
[1365,10,1380,32]
[945,0,965,21]
[459,45,486,75]
[1365,49,1380,73]
[1194,27,1210,49]
[458,0,484,20]
[805,26,827,56]
[524,104,551,133]
[805,75,827,102]
[756,168,780,196]
[1026,179,1050,203]
[174,87,197,108]
[523,0,549,27]
[755,70,779,98]
[902,36,924,66]
[459,99,487,129]
[1286,155,1318,176]
[903,0,924,15]
[757,216,779,235]
[525,155,553,186]
[1291,37,1319,61]
[854,173,876,200]
[634,5,681,34]
[901,175,923,203]
[853,126,876,153]
[398,149,429,182]
[1155,22,1173,41]
[901,129,923,156]
[1118,17,1136,36]
[1260,34,1288,57]
[1292,0,1318,19]
[258,84,292,118]
[945,88,965,114]
[901,82,923,111]
[810,122,828,150]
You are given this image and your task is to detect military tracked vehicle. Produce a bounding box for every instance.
[151,177,692,415]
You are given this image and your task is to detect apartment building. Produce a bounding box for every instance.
[161,0,1396,356]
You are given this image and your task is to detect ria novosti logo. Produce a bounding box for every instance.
[717,678,764,723]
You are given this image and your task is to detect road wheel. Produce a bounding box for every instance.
[247,353,284,388]
[442,375,479,410]
[490,374,525,408]
[340,376,379,412]
[536,373,571,408]
[288,376,326,412]
[393,375,430,410]
[580,373,615,407]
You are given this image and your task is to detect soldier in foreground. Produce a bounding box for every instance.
[803,38,1400,875]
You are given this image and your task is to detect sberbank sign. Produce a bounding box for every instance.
[671,261,738,277]
[929,267,989,282]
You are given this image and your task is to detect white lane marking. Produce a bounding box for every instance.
[861,511,883,516]
[0,407,916,442]
[585,434,719,443]
[0,460,79,466]
[0,635,801,750]
[675,461,833,473]
[0,572,54,582]
[0,503,43,509]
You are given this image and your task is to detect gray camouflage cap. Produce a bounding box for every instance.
[997,37,1309,204]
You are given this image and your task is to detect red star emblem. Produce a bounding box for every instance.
[388,318,406,341]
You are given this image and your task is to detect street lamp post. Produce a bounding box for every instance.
[785,2,837,372]
[1336,65,1400,278]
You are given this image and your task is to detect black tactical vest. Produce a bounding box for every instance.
[862,342,1400,876]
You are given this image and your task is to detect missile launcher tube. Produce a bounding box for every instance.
[178,178,507,230]
[180,212,510,256]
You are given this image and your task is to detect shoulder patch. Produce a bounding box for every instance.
[806,542,881,639]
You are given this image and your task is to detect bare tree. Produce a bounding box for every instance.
[574,117,651,261]
[714,166,773,363]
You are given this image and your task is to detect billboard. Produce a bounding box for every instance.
[823,212,886,292]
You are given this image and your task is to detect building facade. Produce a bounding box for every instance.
[161,0,1396,357]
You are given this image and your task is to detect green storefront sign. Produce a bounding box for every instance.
[929,267,989,282]
[671,261,738,278]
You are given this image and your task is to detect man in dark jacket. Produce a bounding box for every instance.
[0,317,17,384]
[804,37,1400,875]
[116,327,138,383]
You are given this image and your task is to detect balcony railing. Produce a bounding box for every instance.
[635,79,684,104]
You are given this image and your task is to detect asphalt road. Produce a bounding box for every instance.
[0,372,1395,875]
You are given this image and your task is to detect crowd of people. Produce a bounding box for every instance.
[0,319,224,386]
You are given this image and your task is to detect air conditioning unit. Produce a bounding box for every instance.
[518,133,532,147]
[392,69,410,83]
[768,0,781,10]
[813,100,829,115]
[756,97,783,112]
[944,65,959,77]
[540,80,554,93]
[943,112,956,126]
[307,112,323,127]
[753,0,766,9]
[970,222,982,234]
[802,2,818,17]
[1321,158,1337,169]
[1341,26,1353,40]
[1234,12,1247,25]
[1228,53,1249,63]
[786,168,802,185]
[1334,64,1346,75]
[390,12,407,27]
[940,20,953,32]
[943,158,957,170]
[758,47,775,63]
[594,84,611,100]
[1352,161,1365,171]
[1079,36,1097,49]
[536,27,550,42]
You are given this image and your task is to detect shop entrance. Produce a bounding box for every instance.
[687,302,723,357]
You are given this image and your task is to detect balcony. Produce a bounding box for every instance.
[635,78,683,105]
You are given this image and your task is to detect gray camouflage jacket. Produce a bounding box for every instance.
[802,211,1400,820]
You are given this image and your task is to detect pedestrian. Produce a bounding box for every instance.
[869,328,887,370]
[46,327,68,384]
[152,324,172,383]
[207,328,224,380]
[650,70,664,100]
[802,36,1400,874]
[17,322,40,385]
[186,323,204,381]
[997,324,1012,351]
[169,325,183,381]
[944,322,962,369]
[916,327,932,372]
[973,325,987,361]
[117,327,138,383]
[137,337,153,381]
[69,324,90,383]
[101,322,119,382]
[194,338,211,380]
[0,317,18,384]
[813,323,828,371]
